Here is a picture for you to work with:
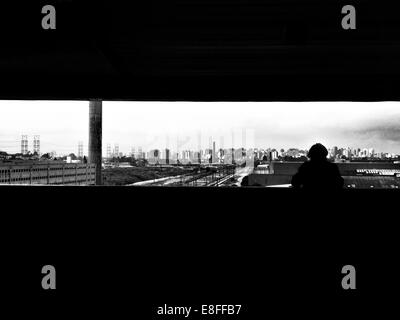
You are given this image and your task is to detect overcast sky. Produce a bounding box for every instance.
[1,101,400,155]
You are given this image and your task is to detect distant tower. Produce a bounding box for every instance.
[197,132,202,164]
[21,135,28,155]
[219,136,224,163]
[33,135,40,155]
[107,143,112,159]
[212,141,216,163]
[78,141,84,158]
[138,146,143,159]
[114,143,119,157]
[231,130,235,164]
[165,148,170,165]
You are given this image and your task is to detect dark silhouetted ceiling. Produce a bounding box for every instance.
[1,1,399,100]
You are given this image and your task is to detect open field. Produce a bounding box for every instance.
[102,166,189,186]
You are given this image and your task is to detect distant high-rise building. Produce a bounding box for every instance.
[347,147,352,158]
[138,146,143,159]
[165,148,170,164]
[130,146,143,159]
[230,148,235,164]
[271,150,279,160]
[21,135,28,155]
[218,148,224,163]
[368,148,375,158]
[114,143,119,158]
[212,141,216,163]
[343,148,350,158]
[33,135,40,156]
[148,149,160,164]
[208,137,213,157]
[78,141,83,158]
[197,133,201,163]
[332,146,338,159]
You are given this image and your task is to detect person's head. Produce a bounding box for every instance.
[307,143,328,161]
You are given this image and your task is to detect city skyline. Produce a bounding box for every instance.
[1,101,400,155]
[3,137,399,160]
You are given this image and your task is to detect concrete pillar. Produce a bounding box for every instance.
[89,100,102,185]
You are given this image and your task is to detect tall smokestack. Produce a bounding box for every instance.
[89,101,102,185]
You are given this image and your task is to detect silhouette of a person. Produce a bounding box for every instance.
[291,143,344,189]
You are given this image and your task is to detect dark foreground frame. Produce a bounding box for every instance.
[1,0,400,316]
[1,1,400,101]
[2,185,399,317]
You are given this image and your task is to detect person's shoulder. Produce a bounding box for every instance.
[298,161,312,170]
[326,161,340,171]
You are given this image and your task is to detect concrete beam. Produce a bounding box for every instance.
[89,101,102,185]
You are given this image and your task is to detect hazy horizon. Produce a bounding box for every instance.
[1,101,400,156]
